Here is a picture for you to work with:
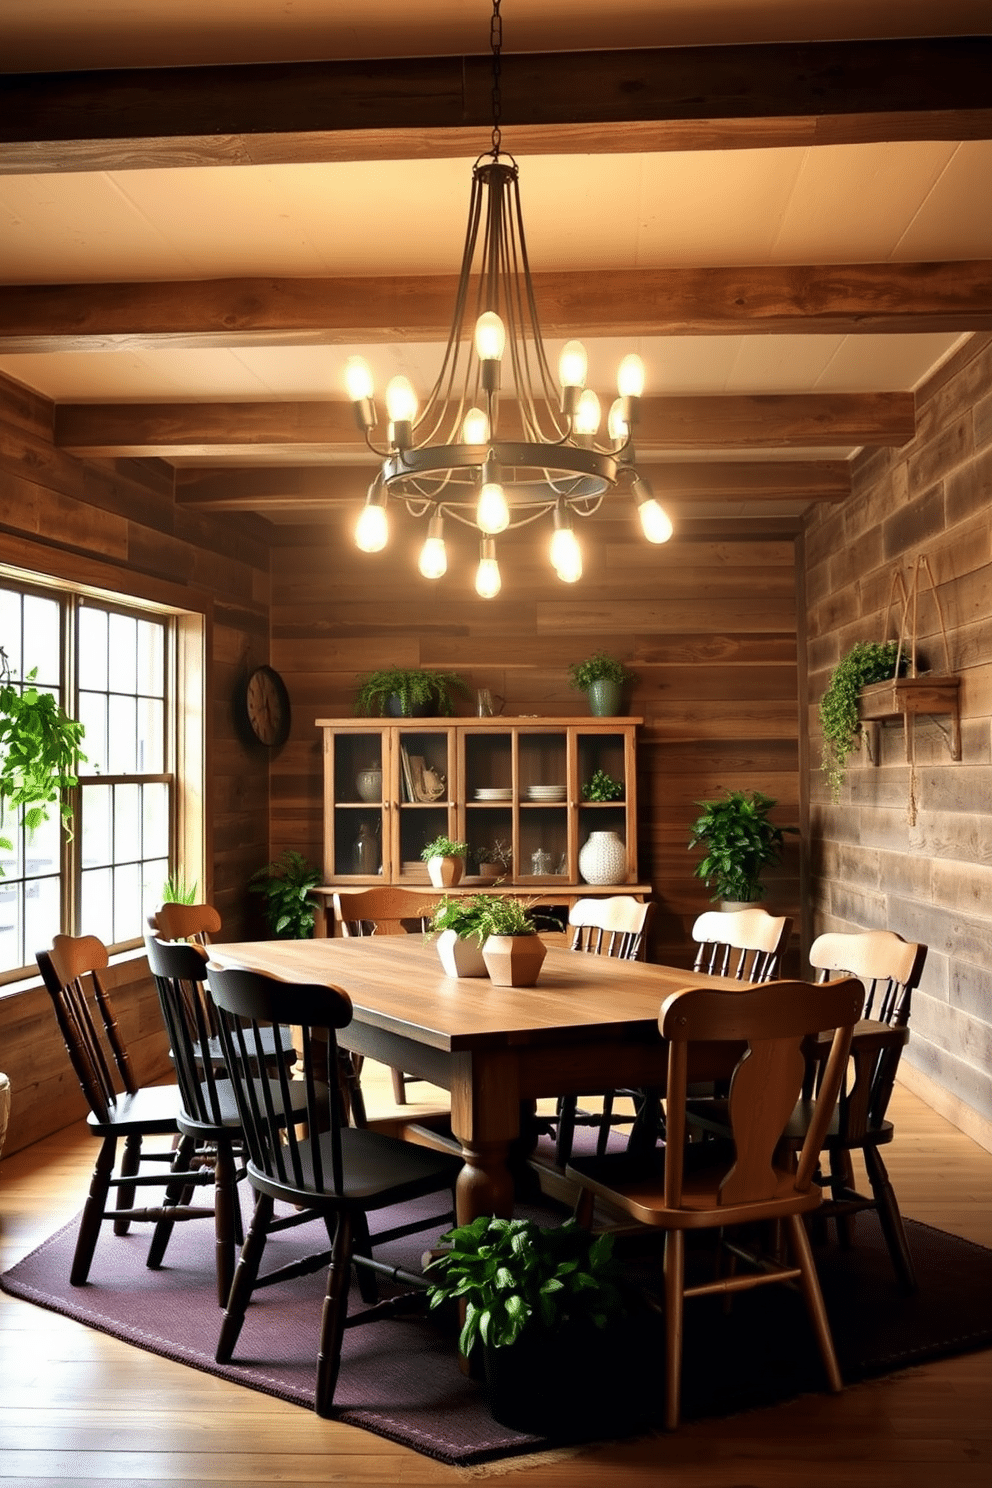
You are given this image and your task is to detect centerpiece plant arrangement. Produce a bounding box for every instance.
[425,1215,637,1433]
[819,640,905,803]
[425,892,549,984]
[420,835,469,889]
[249,849,322,938]
[687,789,796,908]
[567,652,634,717]
[0,646,86,875]
[354,666,469,718]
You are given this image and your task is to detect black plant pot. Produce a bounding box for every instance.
[482,1315,658,1439]
[385,693,433,717]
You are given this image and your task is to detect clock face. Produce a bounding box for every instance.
[244,666,291,747]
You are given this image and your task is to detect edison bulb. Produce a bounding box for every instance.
[418,539,446,578]
[385,376,418,423]
[476,541,502,599]
[475,311,506,362]
[550,525,583,582]
[574,388,602,437]
[638,497,673,544]
[477,481,510,534]
[462,406,490,445]
[558,339,588,389]
[355,503,388,553]
[608,397,629,445]
[617,353,646,398]
[344,356,375,402]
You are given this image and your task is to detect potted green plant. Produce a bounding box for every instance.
[687,789,796,908]
[354,666,469,718]
[421,835,469,889]
[581,767,624,802]
[472,837,510,881]
[249,849,322,938]
[0,647,86,876]
[474,894,548,986]
[567,652,633,717]
[425,1215,647,1435]
[425,892,493,977]
[819,640,906,803]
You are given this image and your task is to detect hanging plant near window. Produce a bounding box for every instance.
[0,647,86,876]
[819,641,906,803]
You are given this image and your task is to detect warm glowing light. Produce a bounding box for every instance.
[608,398,629,445]
[477,481,510,534]
[550,525,582,582]
[617,354,645,398]
[637,495,673,544]
[558,340,588,389]
[385,376,418,423]
[476,539,502,598]
[475,311,506,361]
[462,406,491,444]
[344,356,375,402]
[355,502,388,553]
[574,388,602,437]
[418,516,447,579]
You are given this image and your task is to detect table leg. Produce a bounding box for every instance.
[449,1050,520,1225]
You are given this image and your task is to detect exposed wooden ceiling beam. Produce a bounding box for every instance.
[3,262,990,351]
[174,460,851,511]
[3,37,990,173]
[55,393,913,457]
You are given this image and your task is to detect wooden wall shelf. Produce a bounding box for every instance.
[859,675,961,763]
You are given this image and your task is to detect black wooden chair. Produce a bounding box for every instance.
[206,961,463,1415]
[37,933,215,1286]
[567,976,865,1429]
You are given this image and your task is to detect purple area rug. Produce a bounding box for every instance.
[3,1159,992,1467]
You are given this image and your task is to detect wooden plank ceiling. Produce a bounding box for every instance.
[0,1,990,529]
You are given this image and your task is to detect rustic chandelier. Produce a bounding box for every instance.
[345,0,673,597]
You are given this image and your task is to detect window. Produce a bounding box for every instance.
[1,575,202,984]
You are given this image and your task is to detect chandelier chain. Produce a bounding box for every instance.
[490,0,503,156]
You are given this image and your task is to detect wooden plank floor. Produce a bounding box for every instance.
[1,1070,990,1487]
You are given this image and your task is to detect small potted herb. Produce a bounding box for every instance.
[425,1215,645,1435]
[249,849,322,938]
[354,666,469,718]
[687,789,796,908]
[581,767,624,802]
[474,894,547,986]
[421,835,469,889]
[567,652,633,717]
[819,640,906,803]
[424,892,493,977]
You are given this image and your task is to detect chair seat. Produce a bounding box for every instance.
[86,1082,184,1136]
[247,1125,463,1210]
[175,1076,321,1135]
[194,1026,296,1069]
[784,1099,895,1150]
[567,1141,824,1230]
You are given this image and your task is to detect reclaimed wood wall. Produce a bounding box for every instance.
[268,508,802,967]
[0,371,271,1154]
[804,332,992,1146]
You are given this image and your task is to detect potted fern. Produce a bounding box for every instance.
[425,892,493,977]
[249,849,322,938]
[354,666,469,717]
[687,789,796,908]
[421,834,469,889]
[474,894,548,986]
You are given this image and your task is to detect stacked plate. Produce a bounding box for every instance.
[474,786,513,801]
[527,784,566,802]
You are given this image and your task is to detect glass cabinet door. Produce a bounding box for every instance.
[574,729,637,884]
[517,730,570,883]
[325,730,385,880]
[393,727,456,883]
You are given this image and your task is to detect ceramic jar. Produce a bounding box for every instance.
[355,767,382,802]
[482,934,547,987]
[435,929,488,978]
[578,829,626,885]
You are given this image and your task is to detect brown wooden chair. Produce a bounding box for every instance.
[553,897,654,1165]
[691,907,793,982]
[784,929,928,1293]
[206,961,462,1416]
[566,976,865,1429]
[36,934,216,1286]
[332,887,431,1105]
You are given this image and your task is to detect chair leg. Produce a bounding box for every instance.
[829,1148,856,1247]
[390,1067,408,1104]
[71,1134,116,1286]
[554,1096,578,1167]
[213,1135,239,1306]
[663,1229,685,1431]
[146,1132,198,1270]
[787,1213,842,1393]
[316,1210,354,1417]
[350,1208,379,1304]
[863,1145,918,1294]
[114,1131,142,1235]
[596,1092,617,1158]
[216,1192,273,1361]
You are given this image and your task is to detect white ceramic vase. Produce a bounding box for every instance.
[578,829,626,885]
[436,929,488,978]
[427,855,465,889]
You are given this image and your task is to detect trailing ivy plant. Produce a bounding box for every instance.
[249,849,322,938]
[0,647,86,876]
[819,640,904,803]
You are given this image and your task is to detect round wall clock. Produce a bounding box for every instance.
[242,665,291,747]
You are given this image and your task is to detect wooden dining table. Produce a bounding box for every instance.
[207,935,753,1225]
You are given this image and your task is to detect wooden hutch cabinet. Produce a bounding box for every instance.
[314,716,647,925]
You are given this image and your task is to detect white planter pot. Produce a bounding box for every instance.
[578,829,626,885]
[427,855,465,889]
[436,929,488,978]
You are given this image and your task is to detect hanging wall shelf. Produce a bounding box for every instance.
[859,675,961,763]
